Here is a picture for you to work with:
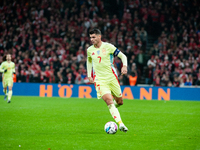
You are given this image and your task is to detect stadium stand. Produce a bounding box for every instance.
[0,0,200,87]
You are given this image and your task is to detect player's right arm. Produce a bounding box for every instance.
[87,50,94,83]
[0,62,5,73]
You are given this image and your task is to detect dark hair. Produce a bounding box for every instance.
[89,28,101,35]
[3,54,11,61]
[2,55,6,61]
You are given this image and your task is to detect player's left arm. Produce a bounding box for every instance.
[12,63,16,74]
[113,48,128,75]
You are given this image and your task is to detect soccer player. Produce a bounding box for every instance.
[0,54,15,103]
[87,28,128,132]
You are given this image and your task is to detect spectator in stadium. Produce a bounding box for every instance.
[184,78,192,86]
[128,63,138,86]
[145,64,153,84]
[66,73,75,84]
[179,70,188,83]
[167,81,173,87]
[55,71,66,84]
[154,75,161,87]
[147,55,156,68]
[173,76,180,87]
[17,71,26,83]
[160,74,170,87]
[136,50,145,75]
[29,73,41,83]
[179,78,185,87]
[195,76,200,86]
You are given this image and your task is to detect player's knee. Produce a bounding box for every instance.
[118,101,123,106]
[116,97,123,105]
[106,99,113,106]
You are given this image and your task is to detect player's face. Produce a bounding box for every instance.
[90,34,101,45]
[6,54,11,61]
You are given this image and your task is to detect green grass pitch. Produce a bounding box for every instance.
[0,96,200,150]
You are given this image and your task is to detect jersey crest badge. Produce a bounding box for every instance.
[97,50,100,55]
[92,52,95,55]
[102,48,106,55]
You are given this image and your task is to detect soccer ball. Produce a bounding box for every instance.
[104,121,118,134]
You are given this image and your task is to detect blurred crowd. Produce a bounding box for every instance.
[143,0,200,87]
[0,0,200,87]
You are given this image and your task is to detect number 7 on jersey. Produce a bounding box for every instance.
[97,56,101,63]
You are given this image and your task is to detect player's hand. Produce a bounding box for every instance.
[121,65,127,75]
[4,69,7,73]
[88,77,94,84]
